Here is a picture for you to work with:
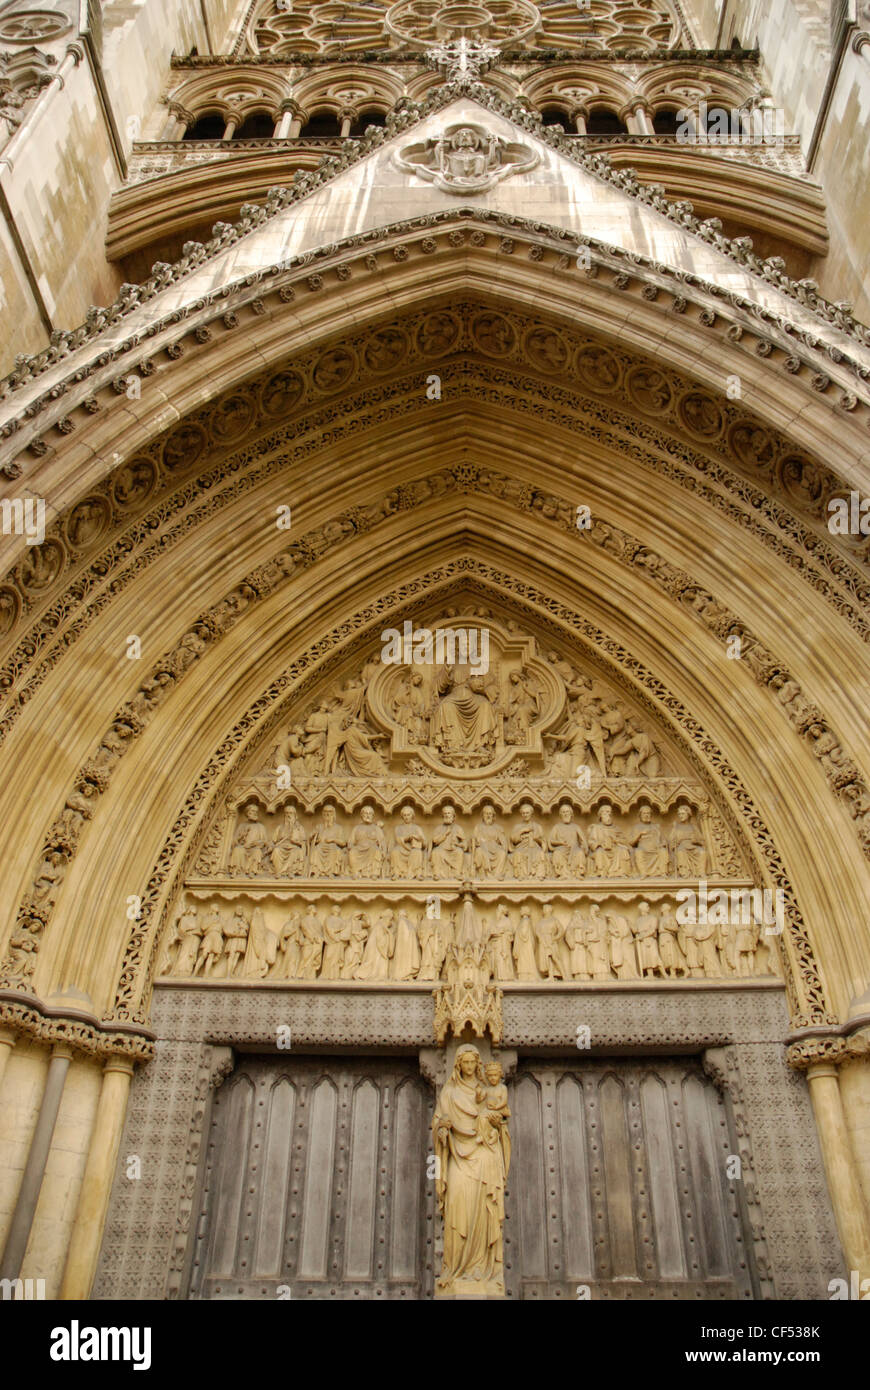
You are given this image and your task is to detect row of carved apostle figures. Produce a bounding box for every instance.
[163,898,773,984]
[227,799,708,880]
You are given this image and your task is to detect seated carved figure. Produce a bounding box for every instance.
[309,805,347,876]
[548,802,588,878]
[271,805,307,877]
[588,804,632,877]
[669,805,707,876]
[390,805,427,879]
[509,802,547,879]
[229,803,269,875]
[347,805,387,878]
[628,805,670,876]
[471,805,508,880]
[430,805,468,879]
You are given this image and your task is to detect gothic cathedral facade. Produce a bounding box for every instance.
[0,0,869,1304]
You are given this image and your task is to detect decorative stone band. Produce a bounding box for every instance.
[0,991,155,1062]
[786,1013,870,1069]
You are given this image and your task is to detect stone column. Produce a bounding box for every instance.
[0,1027,16,1091]
[570,108,587,134]
[283,102,304,138]
[223,118,237,140]
[0,1042,73,1281]
[339,109,354,138]
[625,103,653,135]
[60,1057,135,1299]
[275,102,296,138]
[807,1061,870,1278]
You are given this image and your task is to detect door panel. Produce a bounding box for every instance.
[504,1058,755,1300]
[189,1056,433,1300]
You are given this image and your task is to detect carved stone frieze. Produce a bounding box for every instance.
[160,887,780,988]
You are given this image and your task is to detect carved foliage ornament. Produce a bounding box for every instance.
[394,121,538,193]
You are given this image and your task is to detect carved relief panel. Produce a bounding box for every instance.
[163,606,775,1002]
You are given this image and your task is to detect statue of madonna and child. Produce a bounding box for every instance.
[432,1044,511,1298]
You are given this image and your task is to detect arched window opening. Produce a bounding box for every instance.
[540,106,568,128]
[300,110,342,137]
[350,108,387,136]
[585,107,627,135]
[232,111,275,140]
[183,112,225,141]
[652,107,681,136]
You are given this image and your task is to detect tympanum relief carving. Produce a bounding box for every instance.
[162,612,777,995]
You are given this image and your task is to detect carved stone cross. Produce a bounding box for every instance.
[425,36,499,84]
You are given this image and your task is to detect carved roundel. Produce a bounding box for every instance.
[65,496,111,551]
[312,346,356,392]
[729,421,777,472]
[626,365,673,415]
[18,539,64,593]
[259,369,305,418]
[210,393,257,445]
[776,455,825,516]
[470,311,516,356]
[524,325,570,374]
[575,345,622,393]
[0,586,20,637]
[416,311,462,356]
[111,457,157,510]
[0,10,71,42]
[363,328,410,374]
[162,422,209,472]
[677,392,724,440]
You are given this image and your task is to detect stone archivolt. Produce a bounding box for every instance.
[0,510,846,1035]
[0,244,864,1049]
[1,437,866,1014]
[1,298,866,664]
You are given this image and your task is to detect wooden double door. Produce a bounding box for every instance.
[189,1053,755,1300]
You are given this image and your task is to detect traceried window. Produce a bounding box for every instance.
[242,0,690,59]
